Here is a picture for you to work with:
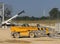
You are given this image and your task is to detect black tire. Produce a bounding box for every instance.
[47,33,52,37]
[13,32,20,38]
[37,32,41,37]
[34,31,41,37]
[29,32,35,38]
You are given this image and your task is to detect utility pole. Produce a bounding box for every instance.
[2,3,4,22]
[43,9,45,16]
[0,2,4,24]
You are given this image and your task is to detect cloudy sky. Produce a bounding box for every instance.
[0,0,60,17]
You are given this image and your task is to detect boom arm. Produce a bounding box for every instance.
[2,10,25,24]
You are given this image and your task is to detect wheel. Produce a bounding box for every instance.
[29,32,35,38]
[36,30,45,37]
[35,31,41,37]
[37,32,41,37]
[47,33,50,37]
[13,32,20,38]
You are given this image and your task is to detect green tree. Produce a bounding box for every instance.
[40,16,49,20]
[49,8,59,19]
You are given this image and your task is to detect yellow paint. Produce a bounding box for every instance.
[10,26,50,36]
[10,26,38,36]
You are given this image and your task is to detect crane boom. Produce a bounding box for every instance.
[2,10,25,24]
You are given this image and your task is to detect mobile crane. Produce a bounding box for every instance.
[1,10,25,26]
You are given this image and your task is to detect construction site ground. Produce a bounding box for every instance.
[0,28,60,44]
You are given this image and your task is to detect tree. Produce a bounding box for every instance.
[49,8,59,19]
[40,16,49,20]
[4,4,12,20]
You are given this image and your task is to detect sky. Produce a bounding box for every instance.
[0,0,60,17]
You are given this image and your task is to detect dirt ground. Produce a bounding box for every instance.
[0,28,60,44]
